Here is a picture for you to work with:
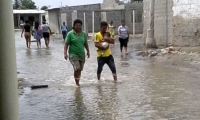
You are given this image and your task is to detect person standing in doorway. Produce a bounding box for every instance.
[61,22,67,41]
[21,20,32,49]
[118,20,129,55]
[34,21,43,48]
[20,20,24,29]
[107,21,116,38]
[94,21,117,81]
[64,19,90,87]
[42,21,52,48]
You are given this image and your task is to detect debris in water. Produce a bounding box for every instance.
[31,85,48,90]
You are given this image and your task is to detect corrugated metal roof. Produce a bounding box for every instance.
[13,10,45,14]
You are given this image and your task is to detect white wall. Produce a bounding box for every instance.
[48,10,60,34]
[173,0,200,18]
[101,0,124,21]
[173,0,200,46]
[45,11,49,24]
[61,13,67,26]
[101,0,124,9]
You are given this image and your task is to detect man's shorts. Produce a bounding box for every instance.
[43,32,50,39]
[69,57,85,71]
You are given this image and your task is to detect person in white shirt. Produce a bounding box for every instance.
[42,21,52,48]
[118,20,129,55]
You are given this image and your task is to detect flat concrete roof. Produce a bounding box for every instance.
[46,3,101,11]
[13,10,45,14]
[46,7,60,11]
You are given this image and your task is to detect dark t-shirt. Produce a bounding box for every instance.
[24,24,31,32]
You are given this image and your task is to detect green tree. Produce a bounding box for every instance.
[20,0,37,9]
[13,0,37,9]
[13,0,20,9]
[40,6,48,10]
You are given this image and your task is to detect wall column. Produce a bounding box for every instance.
[84,12,86,32]
[92,11,94,37]
[0,0,19,120]
[71,10,78,27]
[146,0,157,48]
[132,10,135,37]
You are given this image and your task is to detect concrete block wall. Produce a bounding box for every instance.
[143,0,173,46]
[135,23,143,34]
[60,1,143,34]
[173,0,200,46]
[101,0,125,34]
[77,11,101,33]
[101,0,124,9]
[125,2,143,34]
[125,3,143,23]
[144,0,200,46]
[61,13,67,25]
[101,0,143,34]
[143,0,150,41]
[106,10,125,34]
[154,0,173,46]
[167,0,174,45]
[62,4,101,32]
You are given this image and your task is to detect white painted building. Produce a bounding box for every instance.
[45,8,61,34]
[13,10,46,28]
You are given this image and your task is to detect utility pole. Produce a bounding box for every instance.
[146,0,157,48]
[0,0,19,120]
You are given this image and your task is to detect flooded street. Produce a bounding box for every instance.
[16,32,200,120]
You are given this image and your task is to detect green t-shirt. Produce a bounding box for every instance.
[65,30,87,58]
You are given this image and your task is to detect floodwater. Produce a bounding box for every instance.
[16,32,200,120]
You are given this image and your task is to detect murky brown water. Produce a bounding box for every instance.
[16,32,200,120]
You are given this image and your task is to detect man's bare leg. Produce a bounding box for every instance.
[125,47,128,55]
[27,39,31,48]
[39,39,41,48]
[113,74,117,81]
[26,39,29,48]
[37,41,39,48]
[47,37,50,47]
[45,38,48,48]
[97,74,101,80]
[74,70,81,87]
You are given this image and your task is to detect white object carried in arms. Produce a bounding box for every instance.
[101,42,109,48]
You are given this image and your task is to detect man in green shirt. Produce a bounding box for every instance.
[64,19,90,87]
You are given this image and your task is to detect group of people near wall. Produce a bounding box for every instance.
[64,19,129,87]
[21,20,52,48]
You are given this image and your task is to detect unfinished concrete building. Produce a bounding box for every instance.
[48,0,143,35]
[144,0,200,46]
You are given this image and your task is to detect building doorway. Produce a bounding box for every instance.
[28,16,34,26]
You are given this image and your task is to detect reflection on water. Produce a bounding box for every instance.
[25,49,32,57]
[97,84,118,120]
[73,88,85,120]
[15,32,200,120]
